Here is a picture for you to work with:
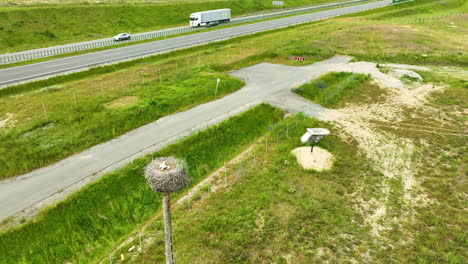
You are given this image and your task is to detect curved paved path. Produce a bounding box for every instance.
[0,55,351,221]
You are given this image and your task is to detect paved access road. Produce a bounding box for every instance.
[0,0,391,87]
[0,56,351,221]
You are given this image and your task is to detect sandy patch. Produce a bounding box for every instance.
[391,69,423,82]
[0,113,14,128]
[292,146,334,171]
[332,61,405,89]
[104,96,139,109]
[319,61,445,240]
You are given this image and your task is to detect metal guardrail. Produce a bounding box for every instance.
[0,0,374,65]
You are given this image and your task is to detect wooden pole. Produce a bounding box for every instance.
[73,91,77,111]
[138,230,142,250]
[159,67,162,84]
[42,103,48,121]
[163,193,175,264]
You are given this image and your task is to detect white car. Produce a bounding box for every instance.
[113,33,131,41]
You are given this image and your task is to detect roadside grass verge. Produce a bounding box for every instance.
[0,104,284,264]
[0,68,244,179]
[2,0,465,98]
[292,72,371,108]
[0,0,356,70]
[3,0,465,97]
[0,0,338,53]
[0,0,466,178]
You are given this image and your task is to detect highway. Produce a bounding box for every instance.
[0,0,391,87]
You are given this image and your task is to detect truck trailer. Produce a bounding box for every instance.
[189,9,231,27]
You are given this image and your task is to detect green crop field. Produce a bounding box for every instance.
[0,0,339,53]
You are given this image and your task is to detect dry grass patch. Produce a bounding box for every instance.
[104,96,139,109]
[0,113,15,128]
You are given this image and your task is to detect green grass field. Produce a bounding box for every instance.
[1,0,466,180]
[0,104,283,264]
[0,0,466,262]
[133,84,466,262]
[135,115,379,263]
[0,0,338,53]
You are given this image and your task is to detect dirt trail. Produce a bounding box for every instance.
[320,61,445,238]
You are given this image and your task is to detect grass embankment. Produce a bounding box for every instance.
[0,0,337,52]
[1,0,466,178]
[293,72,371,108]
[128,67,467,264]
[0,104,284,264]
[0,68,244,179]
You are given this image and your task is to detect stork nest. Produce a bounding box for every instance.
[144,157,189,193]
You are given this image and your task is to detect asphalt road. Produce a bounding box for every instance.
[0,0,391,87]
[0,55,352,221]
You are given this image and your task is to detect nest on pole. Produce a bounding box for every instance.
[145,157,189,193]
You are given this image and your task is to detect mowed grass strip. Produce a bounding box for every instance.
[0,104,283,264]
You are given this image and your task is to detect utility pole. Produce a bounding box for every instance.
[162,193,175,264]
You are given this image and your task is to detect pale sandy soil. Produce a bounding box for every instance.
[291,146,334,171]
[321,61,445,239]
[0,113,14,128]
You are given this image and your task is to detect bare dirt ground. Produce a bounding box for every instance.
[291,146,334,171]
[319,61,448,239]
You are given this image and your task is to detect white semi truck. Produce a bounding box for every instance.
[189,9,231,27]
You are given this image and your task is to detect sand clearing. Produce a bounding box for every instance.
[319,61,446,239]
[292,146,334,171]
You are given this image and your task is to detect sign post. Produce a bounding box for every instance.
[272,1,284,8]
[300,128,330,152]
[215,78,220,96]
